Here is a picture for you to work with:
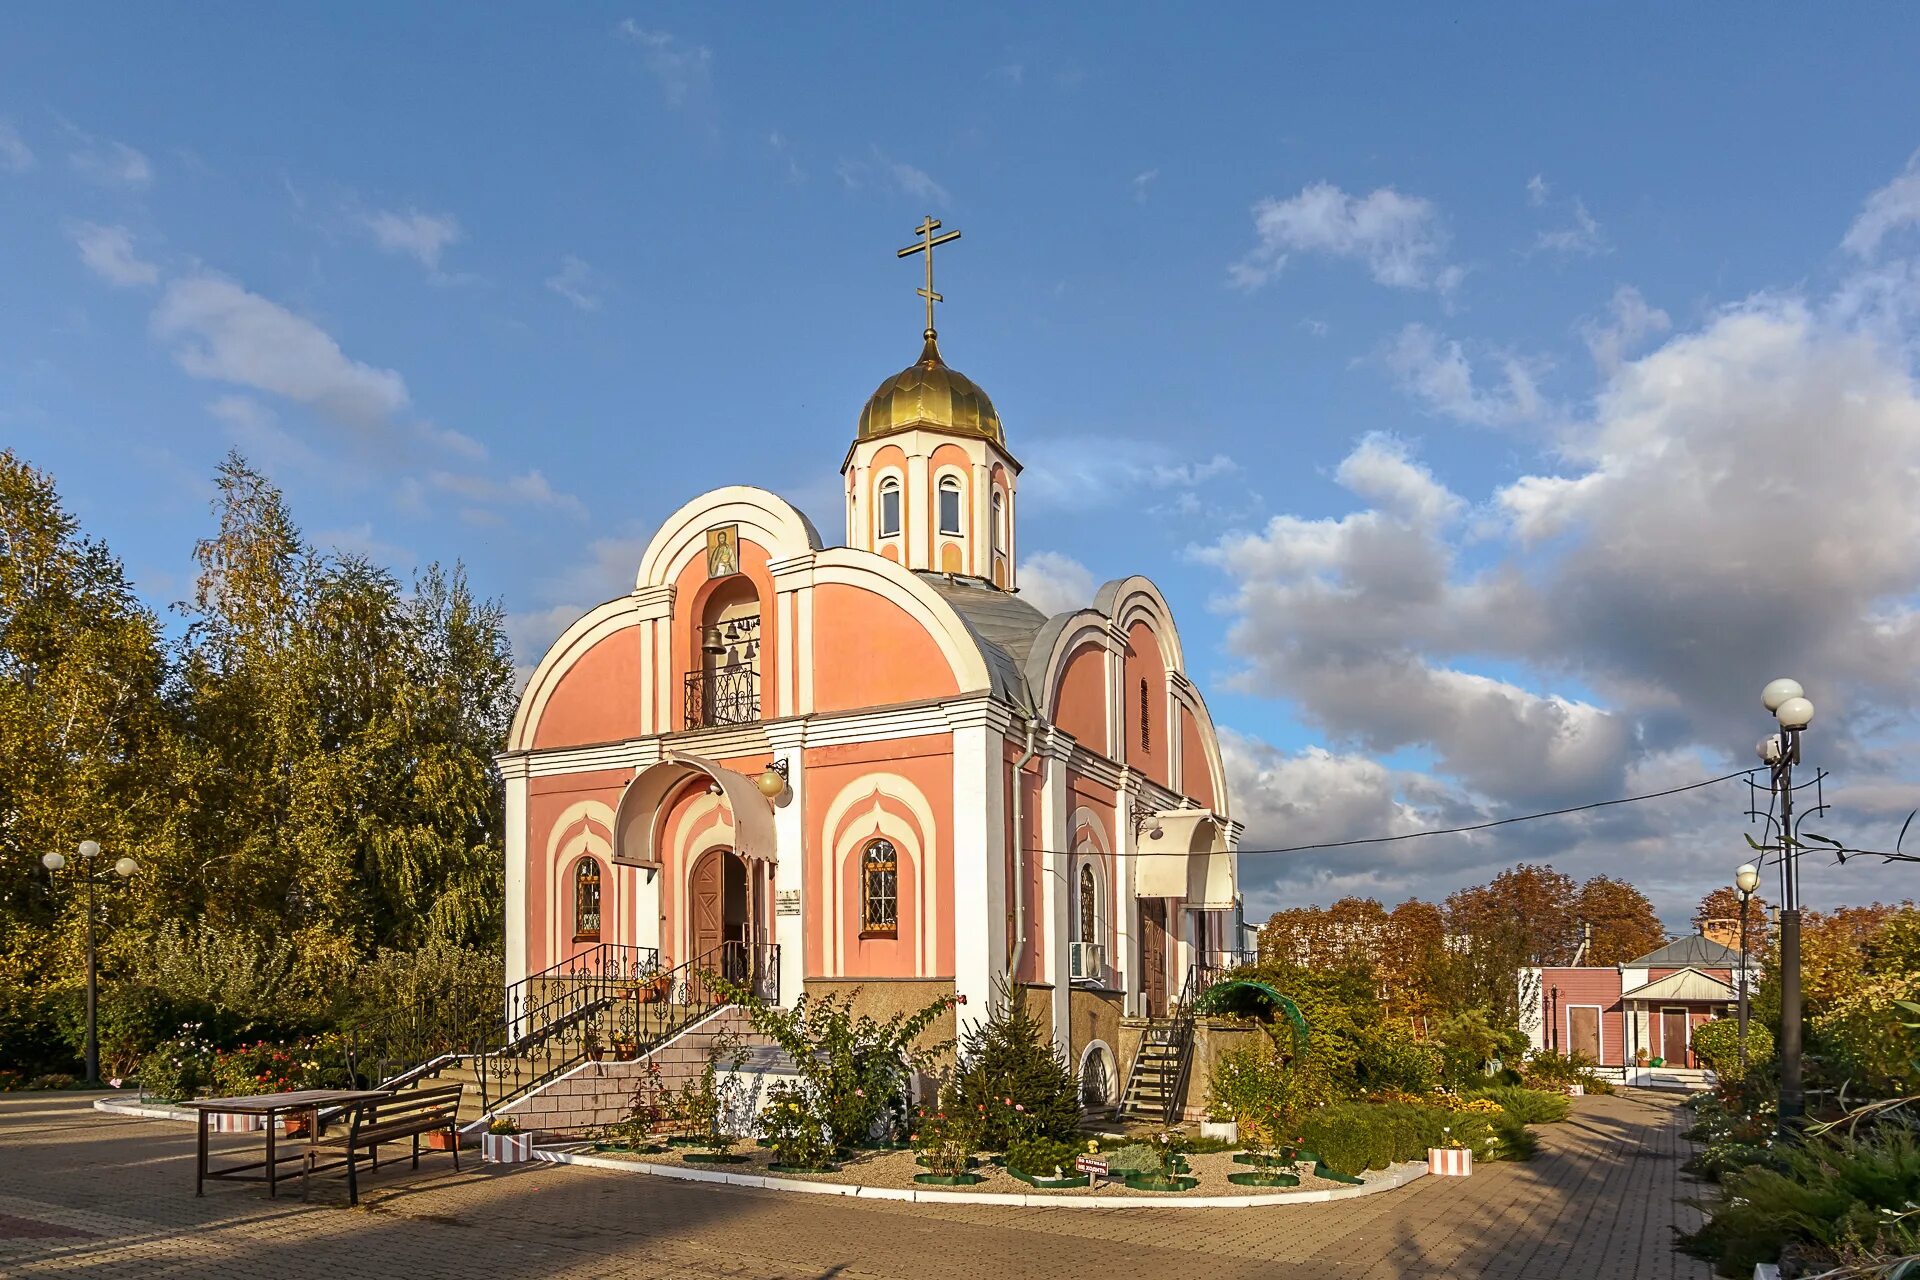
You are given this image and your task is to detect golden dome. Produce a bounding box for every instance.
[856,332,1004,448]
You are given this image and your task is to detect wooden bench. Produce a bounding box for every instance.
[303,1083,464,1206]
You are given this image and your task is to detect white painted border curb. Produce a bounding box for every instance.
[94,1097,196,1122]
[529,1147,1428,1209]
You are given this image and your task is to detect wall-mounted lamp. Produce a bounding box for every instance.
[755,759,790,800]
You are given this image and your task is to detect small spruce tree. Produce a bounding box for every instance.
[951,982,1080,1148]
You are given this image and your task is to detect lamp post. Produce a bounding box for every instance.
[1735,862,1760,1076]
[1758,678,1815,1121]
[40,840,138,1086]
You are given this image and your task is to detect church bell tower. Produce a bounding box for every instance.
[843,217,1020,590]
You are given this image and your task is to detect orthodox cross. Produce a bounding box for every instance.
[897,215,961,337]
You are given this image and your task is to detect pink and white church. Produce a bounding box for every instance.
[498,232,1242,1088]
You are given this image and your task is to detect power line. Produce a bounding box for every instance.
[1027,766,1762,859]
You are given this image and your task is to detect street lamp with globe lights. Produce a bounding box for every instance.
[41,839,138,1086]
[1757,678,1814,1121]
[1735,862,1761,1075]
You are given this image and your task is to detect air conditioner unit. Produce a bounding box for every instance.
[1070,942,1105,983]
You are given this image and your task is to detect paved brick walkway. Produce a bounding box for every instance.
[0,1089,1712,1278]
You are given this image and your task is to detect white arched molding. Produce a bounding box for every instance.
[1032,616,1122,755]
[930,462,969,572]
[635,485,824,589]
[545,801,617,965]
[809,550,996,694]
[1172,676,1232,820]
[873,466,906,549]
[820,773,939,976]
[1071,806,1116,962]
[1095,575,1186,676]
[1077,1039,1118,1107]
[507,600,638,752]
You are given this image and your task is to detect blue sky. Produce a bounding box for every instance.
[6,7,1920,926]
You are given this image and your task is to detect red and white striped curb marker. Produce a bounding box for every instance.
[1428,1147,1473,1176]
[483,1132,533,1164]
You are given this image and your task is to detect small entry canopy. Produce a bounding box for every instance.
[1133,807,1238,909]
[614,752,778,869]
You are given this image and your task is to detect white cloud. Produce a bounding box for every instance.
[615,22,713,108]
[1021,438,1237,512]
[427,469,587,519]
[1843,150,1920,258]
[1382,323,1548,427]
[1526,174,1550,206]
[152,274,409,428]
[1016,551,1096,617]
[1533,198,1607,257]
[361,208,462,269]
[1131,169,1158,203]
[70,222,158,287]
[1580,285,1671,373]
[835,148,951,205]
[1230,182,1461,293]
[1204,285,1920,837]
[68,137,152,188]
[0,120,33,173]
[546,255,605,311]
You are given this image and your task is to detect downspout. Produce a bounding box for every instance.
[1008,718,1039,979]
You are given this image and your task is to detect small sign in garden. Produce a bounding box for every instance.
[1074,1155,1109,1178]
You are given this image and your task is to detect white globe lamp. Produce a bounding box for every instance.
[1761,678,1804,712]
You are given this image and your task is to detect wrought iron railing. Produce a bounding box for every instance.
[684,664,758,728]
[475,940,778,1114]
[342,976,501,1090]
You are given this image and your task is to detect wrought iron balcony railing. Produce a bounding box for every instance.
[685,664,759,728]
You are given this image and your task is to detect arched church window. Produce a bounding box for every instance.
[937,476,963,536]
[573,857,602,941]
[879,478,902,538]
[861,839,898,936]
[991,490,1007,586]
[1139,678,1151,752]
[1079,863,1097,944]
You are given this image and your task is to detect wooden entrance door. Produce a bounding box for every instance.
[1568,1006,1601,1063]
[1659,1008,1689,1067]
[689,848,748,1003]
[1140,900,1169,1017]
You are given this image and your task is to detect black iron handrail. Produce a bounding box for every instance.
[476,940,778,1114]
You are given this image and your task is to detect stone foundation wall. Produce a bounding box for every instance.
[800,978,959,1061]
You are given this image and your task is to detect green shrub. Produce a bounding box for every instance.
[138,1024,218,1101]
[27,1073,79,1090]
[761,1081,833,1168]
[209,1040,304,1096]
[1491,1115,1538,1161]
[1433,1009,1529,1088]
[725,983,954,1150]
[1690,1018,1773,1077]
[1681,1129,1920,1277]
[950,985,1079,1148]
[1297,1101,1507,1177]
[1470,1085,1570,1125]
[1005,1136,1080,1178]
[1099,1143,1161,1175]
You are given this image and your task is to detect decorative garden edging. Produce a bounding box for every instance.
[94,1097,196,1123]
[528,1145,1427,1209]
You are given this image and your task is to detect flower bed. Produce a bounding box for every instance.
[577,1140,1388,1199]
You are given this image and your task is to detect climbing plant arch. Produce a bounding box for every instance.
[1194,980,1311,1058]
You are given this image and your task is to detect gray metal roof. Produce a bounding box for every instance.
[1628,933,1743,968]
[917,572,1050,711]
